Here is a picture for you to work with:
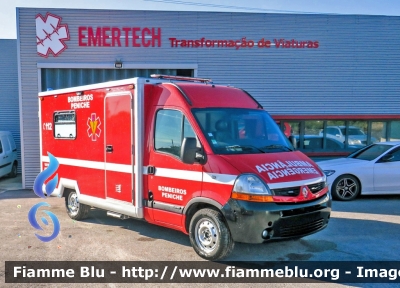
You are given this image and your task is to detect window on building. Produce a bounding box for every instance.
[322,120,346,150]
[54,111,76,139]
[301,120,324,150]
[305,120,323,136]
[154,109,196,157]
[274,118,400,155]
[390,121,400,141]
[371,122,387,143]
[348,120,368,147]
[281,121,298,137]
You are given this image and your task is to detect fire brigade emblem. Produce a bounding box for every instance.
[36,13,70,57]
[87,113,101,141]
[302,187,309,198]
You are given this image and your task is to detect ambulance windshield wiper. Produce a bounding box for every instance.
[260,145,293,152]
[225,145,265,153]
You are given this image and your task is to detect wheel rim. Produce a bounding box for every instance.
[195,218,219,253]
[336,177,358,199]
[67,193,79,216]
[12,165,17,175]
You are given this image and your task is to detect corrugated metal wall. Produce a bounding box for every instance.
[0,39,21,174]
[17,8,400,187]
[41,68,187,91]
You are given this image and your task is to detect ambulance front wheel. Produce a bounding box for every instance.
[65,190,90,220]
[189,208,234,261]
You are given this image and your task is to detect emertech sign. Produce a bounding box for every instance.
[35,12,319,57]
[77,28,319,50]
[78,27,161,47]
[168,37,319,49]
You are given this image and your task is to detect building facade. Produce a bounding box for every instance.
[16,8,400,188]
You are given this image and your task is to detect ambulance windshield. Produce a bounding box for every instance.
[192,108,293,155]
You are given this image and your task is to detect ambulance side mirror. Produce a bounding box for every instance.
[181,137,198,164]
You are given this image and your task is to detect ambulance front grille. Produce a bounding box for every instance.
[272,181,325,197]
[279,217,325,238]
[307,181,326,194]
[271,187,300,197]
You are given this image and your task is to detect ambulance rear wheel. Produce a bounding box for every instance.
[65,190,90,220]
[189,208,234,261]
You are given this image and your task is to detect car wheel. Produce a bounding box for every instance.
[189,208,234,261]
[65,190,90,220]
[9,162,17,178]
[332,175,360,201]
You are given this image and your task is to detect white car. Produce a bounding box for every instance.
[317,141,400,201]
[0,131,18,178]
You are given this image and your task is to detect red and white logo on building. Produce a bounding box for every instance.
[36,13,70,57]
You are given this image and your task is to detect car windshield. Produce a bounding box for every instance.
[348,144,393,161]
[192,108,293,154]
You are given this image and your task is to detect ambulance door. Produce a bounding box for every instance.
[148,109,203,225]
[104,92,134,203]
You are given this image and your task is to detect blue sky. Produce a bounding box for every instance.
[2,0,400,39]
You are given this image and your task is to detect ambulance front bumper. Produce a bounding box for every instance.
[221,193,331,244]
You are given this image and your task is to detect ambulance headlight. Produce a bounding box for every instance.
[232,174,273,202]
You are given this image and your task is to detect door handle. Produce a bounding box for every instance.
[106,145,113,153]
[147,166,156,175]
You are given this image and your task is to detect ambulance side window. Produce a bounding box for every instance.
[54,111,77,139]
[155,109,195,158]
[183,117,196,138]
